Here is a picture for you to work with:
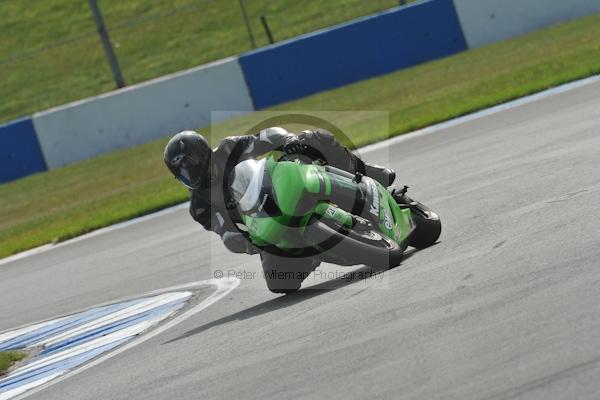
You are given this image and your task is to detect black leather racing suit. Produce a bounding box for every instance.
[189,127,371,250]
[188,127,393,290]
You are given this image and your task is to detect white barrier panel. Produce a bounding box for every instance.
[453,0,600,48]
[32,57,254,169]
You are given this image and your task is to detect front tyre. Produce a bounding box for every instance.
[408,201,441,249]
[305,216,404,269]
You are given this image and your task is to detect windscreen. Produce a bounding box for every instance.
[229,159,267,213]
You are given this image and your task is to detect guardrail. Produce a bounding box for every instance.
[0,118,47,182]
[32,57,253,169]
[3,0,600,183]
[453,0,600,48]
[238,0,466,108]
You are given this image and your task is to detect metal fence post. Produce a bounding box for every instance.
[260,15,274,44]
[88,0,126,88]
[238,0,256,49]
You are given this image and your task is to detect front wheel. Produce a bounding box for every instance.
[407,201,441,249]
[304,216,404,269]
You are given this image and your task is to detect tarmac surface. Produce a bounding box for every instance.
[1,78,600,399]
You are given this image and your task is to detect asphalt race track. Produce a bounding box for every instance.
[1,79,600,400]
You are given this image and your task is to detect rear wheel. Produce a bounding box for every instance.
[305,216,404,269]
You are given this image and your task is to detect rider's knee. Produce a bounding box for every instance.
[222,231,253,254]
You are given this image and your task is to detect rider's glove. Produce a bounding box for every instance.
[282,136,306,156]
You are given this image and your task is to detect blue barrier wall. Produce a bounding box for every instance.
[0,118,47,183]
[32,58,253,169]
[239,0,467,109]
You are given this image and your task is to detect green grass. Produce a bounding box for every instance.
[0,0,404,123]
[1,13,600,259]
[0,351,26,375]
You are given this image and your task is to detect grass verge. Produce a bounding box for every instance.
[1,13,600,259]
[0,0,404,123]
[0,351,26,375]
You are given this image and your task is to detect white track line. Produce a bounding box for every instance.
[0,374,60,400]
[0,316,70,344]
[40,292,191,347]
[2,73,599,266]
[10,319,160,377]
[10,277,240,400]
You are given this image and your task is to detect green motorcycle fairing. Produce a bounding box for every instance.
[229,156,413,254]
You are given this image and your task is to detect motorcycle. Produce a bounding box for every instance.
[228,155,441,291]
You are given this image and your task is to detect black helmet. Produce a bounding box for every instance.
[164,131,212,190]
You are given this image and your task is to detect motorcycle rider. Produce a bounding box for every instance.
[164,127,395,293]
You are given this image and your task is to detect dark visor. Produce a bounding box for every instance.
[177,163,202,189]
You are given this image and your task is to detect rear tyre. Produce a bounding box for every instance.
[305,216,404,269]
[408,202,441,249]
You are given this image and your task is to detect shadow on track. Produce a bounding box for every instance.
[164,249,418,345]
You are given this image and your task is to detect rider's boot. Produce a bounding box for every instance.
[363,162,396,187]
